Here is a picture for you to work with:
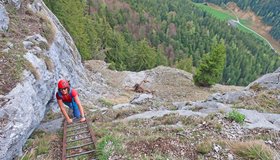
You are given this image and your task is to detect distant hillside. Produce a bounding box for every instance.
[44,0,280,86]
[192,0,280,40]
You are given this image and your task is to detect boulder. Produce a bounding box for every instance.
[130,93,153,105]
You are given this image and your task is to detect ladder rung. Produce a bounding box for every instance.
[66,142,94,150]
[67,136,91,143]
[67,131,89,138]
[68,124,87,130]
[67,121,87,127]
[67,126,88,133]
[66,149,95,158]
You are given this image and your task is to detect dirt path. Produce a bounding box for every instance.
[225,3,276,52]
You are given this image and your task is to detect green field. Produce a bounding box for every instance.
[194,3,235,21]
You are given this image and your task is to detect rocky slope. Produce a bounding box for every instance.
[84,60,280,132]
[80,60,280,159]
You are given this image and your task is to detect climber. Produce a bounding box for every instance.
[56,79,86,124]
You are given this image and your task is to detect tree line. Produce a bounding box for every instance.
[43,0,280,86]
[44,0,167,72]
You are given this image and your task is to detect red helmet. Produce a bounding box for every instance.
[58,80,70,89]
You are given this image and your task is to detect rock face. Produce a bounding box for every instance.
[246,68,280,90]
[0,1,92,159]
[0,3,9,31]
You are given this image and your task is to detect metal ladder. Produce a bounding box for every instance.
[62,119,97,160]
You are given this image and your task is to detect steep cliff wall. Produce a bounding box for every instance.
[0,0,91,159]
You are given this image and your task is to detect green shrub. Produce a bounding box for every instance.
[227,109,245,123]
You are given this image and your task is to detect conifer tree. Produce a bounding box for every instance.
[175,56,193,73]
[194,41,226,87]
[47,0,91,60]
[129,40,157,71]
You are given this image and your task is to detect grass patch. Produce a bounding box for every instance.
[227,109,245,123]
[96,135,122,160]
[234,90,280,114]
[190,106,204,111]
[194,3,234,21]
[41,109,61,123]
[236,23,254,33]
[0,51,25,95]
[92,125,110,138]
[36,139,49,155]
[39,15,56,43]
[230,140,275,160]
[98,98,114,107]
[21,130,55,159]
[256,94,279,113]
[214,123,222,132]
[181,115,203,126]
[240,19,252,26]
[24,61,41,80]
[37,53,54,72]
[249,83,265,92]
[154,113,180,125]
[91,106,149,123]
[196,140,212,154]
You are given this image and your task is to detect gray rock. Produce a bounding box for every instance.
[122,110,207,121]
[38,118,63,133]
[123,71,148,87]
[0,4,9,31]
[213,144,222,153]
[272,118,280,128]
[172,101,189,109]
[247,72,280,90]
[2,48,9,53]
[112,103,135,110]
[130,93,153,105]
[2,42,14,53]
[176,110,207,117]
[207,90,254,104]
[184,101,231,113]
[25,34,48,44]
[239,109,280,131]
[23,41,34,50]
[274,67,280,73]
[7,42,13,48]
[123,110,171,121]
[29,1,42,12]
[9,0,21,9]
[228,154,234,160]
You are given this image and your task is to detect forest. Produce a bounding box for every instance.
[43,0,280,86]
[192,0,280,40]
